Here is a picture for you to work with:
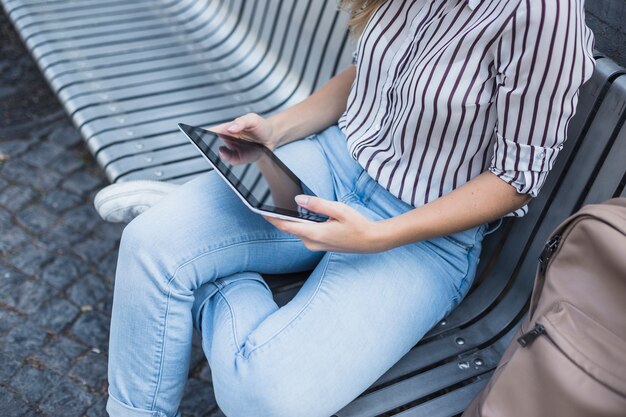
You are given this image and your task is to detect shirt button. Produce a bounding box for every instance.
[537,151,546,159]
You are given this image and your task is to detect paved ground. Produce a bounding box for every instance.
[0,10,222,417]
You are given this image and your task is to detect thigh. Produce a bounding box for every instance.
[273,134,337,201]
[244,242,463,360]
[210,239,481,417]
[274,124,363,202]
[121,169,323,291]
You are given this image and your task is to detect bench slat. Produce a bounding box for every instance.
[15,7,163,35]
[118,156,210,183]
[8,0,155,17]
[38,3,234,73]
[390,375,491,417]
[96,134,187,168]
[335,347,501,417]
[11,3,158,24]
[54,4,261,100]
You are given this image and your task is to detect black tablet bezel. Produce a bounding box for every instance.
[178,123,329,223]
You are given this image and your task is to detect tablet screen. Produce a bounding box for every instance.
[179,123,329,222]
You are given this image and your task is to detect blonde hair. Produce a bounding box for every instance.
[339,0,388,37]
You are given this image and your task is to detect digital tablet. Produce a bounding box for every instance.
[178,123,329,223]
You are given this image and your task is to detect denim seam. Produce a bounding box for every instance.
[354,170,378,204]
[339,192,357,204]
[192,283,218,334]
[215,274,271,293]
[214,287,241,354]
[420,240,470,302]
[151,287,172,411]
[454,248,474,303]
[347,171,364,201]
[454,226,485,301]
[213,279,271,353]
[442,223,487,252]
[311,135,343,200]
[239,252,334,359]
[151,238,298,408]
[351,171,366,195]
[156,237,299,408]
[108,388,166,417]
[165,236,300,290]
[442,235,472,251]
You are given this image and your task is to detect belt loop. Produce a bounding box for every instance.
[355,170,378,204]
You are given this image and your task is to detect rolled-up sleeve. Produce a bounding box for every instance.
[489,0,595,216]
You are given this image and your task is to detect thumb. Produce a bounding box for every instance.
[227,113,261,133]
[206,122,231,135]
[295,195,347,220]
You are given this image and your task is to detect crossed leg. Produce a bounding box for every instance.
[106,132,483,417]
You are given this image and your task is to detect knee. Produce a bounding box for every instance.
[120,211,154,247]
[119,204,181,258]
[119,213,159,263]
[117,201,227,296]
[116,211,181,291]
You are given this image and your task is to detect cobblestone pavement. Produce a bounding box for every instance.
[0,10,223,417]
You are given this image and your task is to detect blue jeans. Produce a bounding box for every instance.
[106,125,493,417]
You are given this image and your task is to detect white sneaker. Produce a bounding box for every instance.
[93,180,179,223]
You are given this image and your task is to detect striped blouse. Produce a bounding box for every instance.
[338,0,595,217]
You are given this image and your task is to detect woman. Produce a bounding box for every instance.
[105,0,595,416]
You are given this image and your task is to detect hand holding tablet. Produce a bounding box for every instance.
[178,123,329,223]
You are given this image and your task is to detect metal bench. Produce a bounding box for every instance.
[2,0,354,183]
[2,1,625,415]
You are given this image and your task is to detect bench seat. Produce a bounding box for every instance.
[3,1,626,415]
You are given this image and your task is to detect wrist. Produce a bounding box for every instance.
[372,214,430,251]
[267,113,290,149]
[369,220,397,252]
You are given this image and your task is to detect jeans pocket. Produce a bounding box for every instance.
[484,218,504,236]
[443,234,473,251]
[446,222,490,250]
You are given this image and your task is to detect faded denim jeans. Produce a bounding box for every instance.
[106,125,493,417]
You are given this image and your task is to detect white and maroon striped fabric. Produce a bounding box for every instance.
[338,0,595,217]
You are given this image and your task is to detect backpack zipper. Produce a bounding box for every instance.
[517,323,546,347]
[539,235,562,274]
